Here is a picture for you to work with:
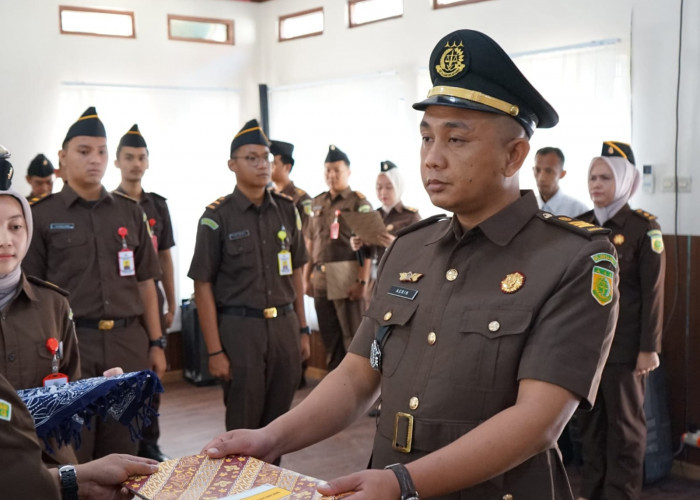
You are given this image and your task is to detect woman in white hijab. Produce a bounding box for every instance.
[575,141,666,500]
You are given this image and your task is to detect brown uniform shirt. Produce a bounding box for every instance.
[0,373,60,499]
[579,204,665,363]
[306,187,372,265]
[188,188,307,308]
[349,191,619,500]
[23,184,161,319]
[374,202,421,262]
[0,274,80,465]
[115,187,176,252]
[279,181,312,233]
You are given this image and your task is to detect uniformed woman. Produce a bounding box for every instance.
[0,147,81,466]
[576,141,665,500]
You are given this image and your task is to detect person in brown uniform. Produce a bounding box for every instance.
[202,29,619,500]
[0,372,159,500]
[188,119,310,434]
[113,124,175,462]
[305,145,372,371]
[0,147,80,467]
[26,153,56,199]
[270,140,312,231]
[22,107,165,462]
[576,141,665,500]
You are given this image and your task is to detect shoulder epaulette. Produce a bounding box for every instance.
[26,275,69,297]
[633,208,658,221]
[537,212,610,238]
[113,190,138,203]
[404,206,418,213]
[273,191,294,202]
[28,192,52,206]
[206,196,227,211]
[396,214,448,237]
[355,191,366,200]
[148,191,167,201]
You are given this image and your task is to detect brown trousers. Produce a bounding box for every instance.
[577,362,647,500]
[313,296,363,371]
[74,321,149,462]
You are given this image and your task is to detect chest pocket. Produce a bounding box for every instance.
[451,308,532,390]
[49,231,88,274]
[365,298,418,377]
[224,235,256,268]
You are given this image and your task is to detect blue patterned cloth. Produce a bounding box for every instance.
[17,370,163,451]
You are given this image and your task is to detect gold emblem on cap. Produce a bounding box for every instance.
[399,272,423,283]
[42,159,48,166]
[436,41,466,79]
[608,146,615,155]
[501,271,525,294]
[613,234,625,246]
[330,145,336,150]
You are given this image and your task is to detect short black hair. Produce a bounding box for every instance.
[536,147,565,167]
[279,154,295,170]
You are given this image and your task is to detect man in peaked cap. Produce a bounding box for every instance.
[304,144,373,372]
[114,124,175,463]
[202,30,618,500]
[188,119,310,438]
[23,107,165,462]
[26,154,56,199]
[270,140,313,231]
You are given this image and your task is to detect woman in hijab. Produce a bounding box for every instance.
[575,141,665,500]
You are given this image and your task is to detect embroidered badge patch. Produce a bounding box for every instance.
[399,272,423,283]
[500,272,525,294]
[302,199,313,216]
[295,208,302,231]
[591,265,614,306]
[358,205,370,213]
[199,217,219,230]
[436,41,466,78]
[0,398,11,421]
[591,252,618,269]
[613,234,625,246]
[647,229,664,254]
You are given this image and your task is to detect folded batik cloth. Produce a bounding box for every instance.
[17,370,163,451]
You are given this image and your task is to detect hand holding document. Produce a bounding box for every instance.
[340,211,389,246]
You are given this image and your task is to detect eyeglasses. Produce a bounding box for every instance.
[232,154,273,166]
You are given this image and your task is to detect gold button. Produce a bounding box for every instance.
[445,268,458,281]
[427,331,437,345]
[383,311,393,321]
[502,495,513,500]
[488,321,500,332]
[409,397,419,410]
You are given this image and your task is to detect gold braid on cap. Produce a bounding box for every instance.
[427,86,520,117]
[603,141,629,160]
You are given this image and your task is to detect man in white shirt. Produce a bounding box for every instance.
[533,147,588,217]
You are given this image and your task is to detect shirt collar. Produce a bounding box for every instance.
[428,190,539,247]
[58,183,110,207]
[606,203,631,227]
[232,186,275,212]
[326,187,352,202]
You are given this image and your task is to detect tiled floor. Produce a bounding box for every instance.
[158,374,700,498]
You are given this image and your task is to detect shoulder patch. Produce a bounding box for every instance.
[537,212,610,239]
[206,196,227,211]
[28,192,52,206]
[0,398,11,421]
[113,190,138,203]
[200,217,219,230]
[26,275,70,297]
[633,208,658,221]
[396,214,448,237]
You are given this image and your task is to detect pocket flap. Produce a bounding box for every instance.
[365,298,418,326]
[460,309,532,338]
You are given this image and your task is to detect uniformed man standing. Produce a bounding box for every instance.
[114,124,176,462]
[203,30,620,500]
[270,140,312,231]
[23,107,165,462]
[26,154,56,199]
[305,145,372,370]
[188,119,310,434]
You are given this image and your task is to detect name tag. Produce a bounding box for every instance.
[50,223,75,230]
[228,230,250,241]
[387,286,418,300]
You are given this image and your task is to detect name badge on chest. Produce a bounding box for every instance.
[387,286,418,300]
[117,227,135,277]
[277,227,292,276]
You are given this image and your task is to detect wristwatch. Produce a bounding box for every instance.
[58,464,79,500]
[385,463,420,500]
[299,326,311,335]
[149,336,167,349]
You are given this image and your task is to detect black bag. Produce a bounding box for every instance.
[180,299,218,386]
[644,356,673,484]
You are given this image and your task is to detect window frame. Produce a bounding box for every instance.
[58,5,136,39]
[278,7,324,42]
[167,14,234,45]
[348,0,403,28]
[433,0,493,9]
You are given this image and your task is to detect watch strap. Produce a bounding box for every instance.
[385,463,419,500]
[59,464,79,500]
